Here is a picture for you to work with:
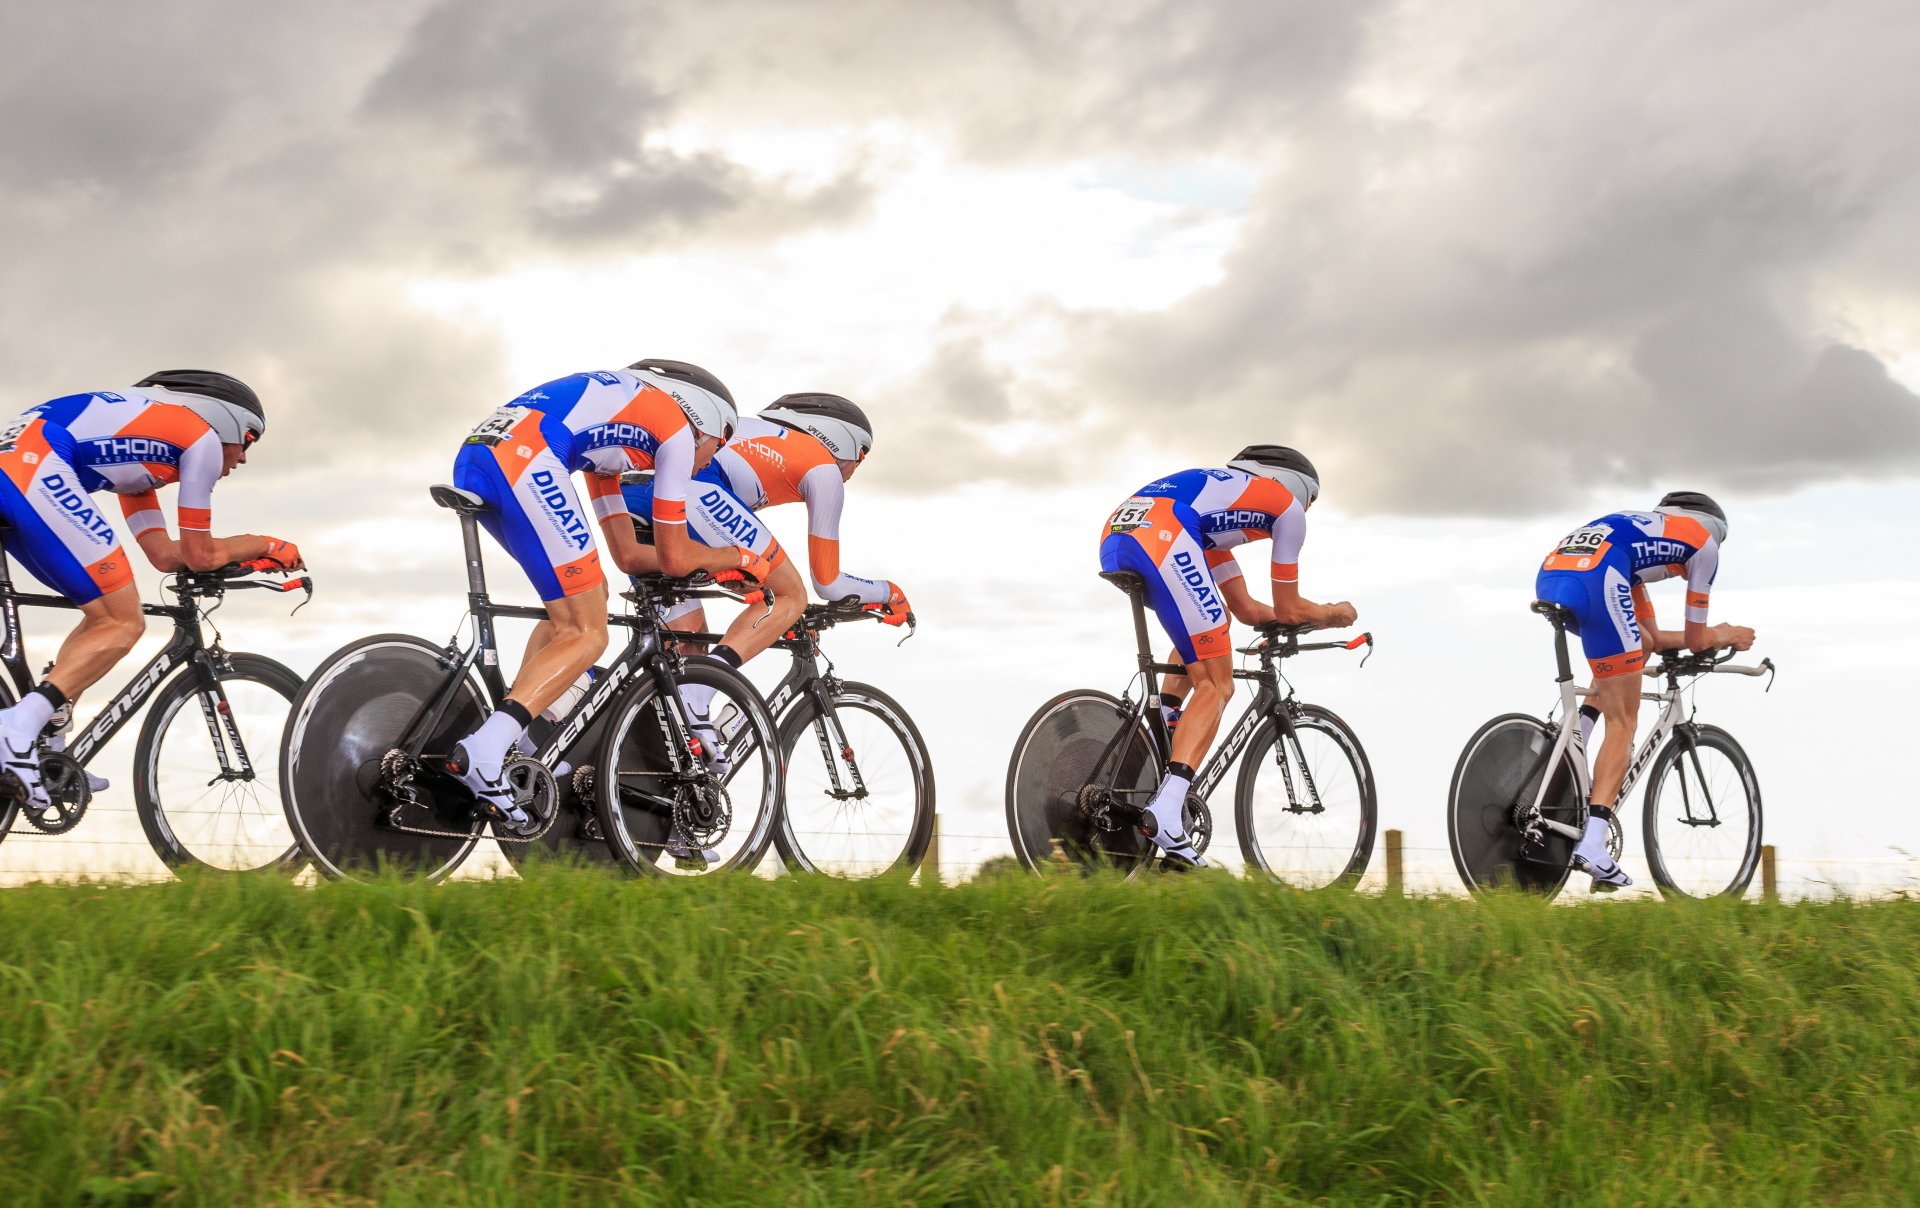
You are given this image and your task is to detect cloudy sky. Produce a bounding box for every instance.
[3,0,1916,890]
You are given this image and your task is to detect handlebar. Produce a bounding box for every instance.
[1646,646,1776,689]
[1235,627,1374,665]
[625,570,774,613]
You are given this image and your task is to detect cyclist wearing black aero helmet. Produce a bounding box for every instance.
[1534,489,1755,890]
[1096,443,1357,867]
[0,370,300,815]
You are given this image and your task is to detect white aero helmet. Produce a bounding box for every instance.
[761,392,873,462]
[628,358,738,440]
[1654,490,1728,545]
[1226,443,1319,507]
[133,370,265,445]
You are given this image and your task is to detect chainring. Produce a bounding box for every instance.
[1183,793,1214,857]
[672,779,731,849]
[21,752,91,834]
[489,757,559,843]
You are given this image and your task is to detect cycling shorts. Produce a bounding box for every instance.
[1098,498,1231,663]
[0,418,134,605]
[452,411,605,602]
[1535,559,1646,679]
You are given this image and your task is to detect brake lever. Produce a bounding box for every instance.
[1347,631,1373,669]
[896,611,917,647]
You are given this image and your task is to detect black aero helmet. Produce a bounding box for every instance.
[761,392,873,461]
[627,358,738,439]
[1227,444,1320,505]
[134,370,265,444]
[1655,490,1729,544]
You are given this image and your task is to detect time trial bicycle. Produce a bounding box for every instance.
[279,483,782,880]
[0,538,310,873]
[1447,599,1774,899]
[1005,568,1376,884]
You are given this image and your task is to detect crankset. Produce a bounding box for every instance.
[375,749,559,842]
[5,752,91,835]
[1183,793,1214,857]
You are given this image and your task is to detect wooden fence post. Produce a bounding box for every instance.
[1385,828,1404,895]
[1761,844,1777,902]
[923,814,942,886]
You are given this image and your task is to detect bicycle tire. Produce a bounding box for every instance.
[133,652,305,873]
[0,678,17,841]
[1448,713,1585,897]
[1642,724,1762,900]
[773,680,933,878]
[1235,703,1376,889]
[1004,689,1157,874]
[280,634,488,881]
[594,658,782,876]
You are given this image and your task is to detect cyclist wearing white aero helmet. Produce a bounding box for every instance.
[445,359,750,830]
[0,370,301,814]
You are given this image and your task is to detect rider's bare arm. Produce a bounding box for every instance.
[134,528,273,573]
[1271,580,1356,630]
[598,514,660,576]
[1219,575,1274,626]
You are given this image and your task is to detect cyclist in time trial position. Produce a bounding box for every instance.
[1097,446,1356,867]
[1534,491,1757,889]
[446,359,764,841]
[0,371,301,815]
[621,393,908,762]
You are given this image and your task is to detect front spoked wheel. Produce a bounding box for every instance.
[134,653,305,873]
[595,660,781,877]
[774,682,933,878]
[1235,704,1376,889]
[1448,713,1586,897]
[1005,689,1159,875]
[1642,724,1762,899]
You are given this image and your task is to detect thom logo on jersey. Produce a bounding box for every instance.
[38,474,117,544]
[579,423,661,456]
[696,489,761,546]
[529,470,591,551]
[82,437,181,467]
[1172,551,1225,625]
[1631,538,1692,564]
[1206,509,1275,535]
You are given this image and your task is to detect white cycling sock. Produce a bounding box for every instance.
[462,709,524,771]
[679,681,718,721]
[2,692,55,744]
[1146,768,1193,840]
[1577,705,1600,749]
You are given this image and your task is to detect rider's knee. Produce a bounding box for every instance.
[101,608,147,655]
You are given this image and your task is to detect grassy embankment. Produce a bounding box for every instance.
[0,868,1915,1205]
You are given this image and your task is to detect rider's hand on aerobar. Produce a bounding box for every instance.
[253,537,304,573]
[729,547,779,585]
[866,581,911,627]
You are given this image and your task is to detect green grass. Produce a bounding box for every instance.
[0,869,1916,1205]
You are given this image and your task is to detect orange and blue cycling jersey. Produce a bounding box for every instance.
[1535,510,1721,678]
[691,417,888,605]
[452,368,703,601]
[1097,467,1307,662]
[0,391,222,604]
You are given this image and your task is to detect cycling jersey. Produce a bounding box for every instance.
[1535,510,1721,678]
[691,417,888,605]
[451,368,706,602]
[0,392,224,603]
[1096,467,1308,662]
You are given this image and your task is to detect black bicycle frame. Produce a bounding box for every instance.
[1090,573,1362,810]
[0,545,261,777]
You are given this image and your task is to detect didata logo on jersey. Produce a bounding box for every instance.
[1171,550,1225,624]
[84,436,182,468]
[528,469,591,551]
[1611,576,1641,644]
[696,489,761,546]
[37,474,118,544]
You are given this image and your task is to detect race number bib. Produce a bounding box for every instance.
[1542,523,1613,571]
[1107,496,1155,534]
[0,416,32,454]
[463,406,522,448]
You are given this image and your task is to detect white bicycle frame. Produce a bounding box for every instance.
[1524,616,1771,845]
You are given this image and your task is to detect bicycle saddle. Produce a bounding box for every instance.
[429,484,486,514]
[1098,570,1146,596]
[1530,600,1574,627]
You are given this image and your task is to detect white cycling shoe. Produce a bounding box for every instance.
[446,741,536,836]
[1140,796,1207,869]
[1,733,51,815]
[665,831,720,869]
[1572,846,1632,892]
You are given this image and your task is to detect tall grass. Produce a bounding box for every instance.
[0,868,1915,1204]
